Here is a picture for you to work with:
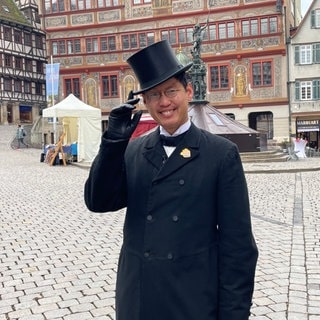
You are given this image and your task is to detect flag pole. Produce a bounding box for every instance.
[51,55,57,144]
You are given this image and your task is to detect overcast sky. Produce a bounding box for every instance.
[301,0,312,16]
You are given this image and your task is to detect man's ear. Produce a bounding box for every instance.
[186,83,194,101]
[142,94,147,105]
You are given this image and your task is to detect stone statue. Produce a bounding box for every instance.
[191,20,208,59]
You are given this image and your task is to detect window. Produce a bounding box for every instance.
[45,0,65,12]
[204,21,234,41]
[25,59,33,72]
[36,61,43,73]
[101,74,118,97]
[86,38,98,53]
[70,0,92,10]
[15,57,23,69]
[24,81,32,93]
[311,9,320,28]
[225,113,235,120]
[138,33,154,48]
[269,17,277,33]
[14,30,22,44]
[4,54,12,67]
[252,61,272,87]
[67,39,81,54]
[4,78,12,91]
[242,17,277,36]
[295,80,320,100]
[161,27,195,45]
[100,36,116,51]
[35,82,43,95]
[14,80,22,92]
[161,30,177,45]
[242,19,258,37]
[217,22,234,39]
[122,32,154,50]
[65,78,80,98]
[3,27,11,41]
[52,40,66,55]
[300,81,312,100]
[295,44,320,64]
[35,34,43,49]
[97,0,119,8]
[210,65,229,90]
[300,45,312,64]
[133,0,151,4]
[24,32,32,46]
[208,24,217,40]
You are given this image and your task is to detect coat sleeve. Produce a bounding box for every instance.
[217,144,258,319]
[84,134,129,213]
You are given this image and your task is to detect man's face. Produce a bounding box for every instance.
[142,77,193,135]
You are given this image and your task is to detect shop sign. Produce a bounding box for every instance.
[296,119,320,132]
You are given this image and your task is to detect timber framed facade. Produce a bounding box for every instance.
[0,0,47,125]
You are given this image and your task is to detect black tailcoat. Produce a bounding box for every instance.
[85,123,258,320]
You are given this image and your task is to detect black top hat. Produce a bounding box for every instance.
[127,40,192,94]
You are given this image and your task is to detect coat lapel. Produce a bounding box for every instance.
[142,124,201,182]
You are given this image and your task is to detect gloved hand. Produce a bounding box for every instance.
[106,91,142,140]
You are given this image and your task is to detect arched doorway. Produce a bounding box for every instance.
[249,111,273,139]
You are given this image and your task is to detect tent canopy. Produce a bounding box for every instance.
[133,104,264,152]
[42,94,102,162]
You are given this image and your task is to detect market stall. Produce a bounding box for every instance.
[42,94,101,163]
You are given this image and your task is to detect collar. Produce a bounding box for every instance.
[159,119,191,137]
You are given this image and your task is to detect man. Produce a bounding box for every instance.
[84,40,258,320]
[16,124,28,148]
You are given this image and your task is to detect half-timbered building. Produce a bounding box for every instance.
[0,0,46,125]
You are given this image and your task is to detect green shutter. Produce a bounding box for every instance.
[295,81,300,100]
[295,46,300,64]
[313,43,320,63]
[313,80,320,99]
[311,10,315,28]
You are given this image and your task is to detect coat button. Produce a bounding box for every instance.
[172,215,179,222]
[167,253,173,260]
[179,179,185,185]
[146,215,153,221]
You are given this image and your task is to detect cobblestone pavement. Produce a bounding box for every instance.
[0,124,319,320]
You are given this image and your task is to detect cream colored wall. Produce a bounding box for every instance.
[220,104,290,142]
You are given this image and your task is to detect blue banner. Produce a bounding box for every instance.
[46,63,60,106]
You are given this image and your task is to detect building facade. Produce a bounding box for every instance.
[40,0,300,143]
[0,0,47,125]
[289,0,320,149]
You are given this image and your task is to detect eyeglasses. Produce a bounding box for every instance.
[145,88,181,102]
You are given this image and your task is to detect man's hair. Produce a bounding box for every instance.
[174,72,191,89]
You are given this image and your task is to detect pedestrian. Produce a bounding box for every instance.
[84,40,258,320]
[16,124,28,148]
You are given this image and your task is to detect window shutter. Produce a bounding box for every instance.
[311,10,315,28]
[294,46,300,64]
[295,81,300,100]
[313,43,320,63]
[313,80,320,99]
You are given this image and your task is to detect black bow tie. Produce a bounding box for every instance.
[160,134,184,147]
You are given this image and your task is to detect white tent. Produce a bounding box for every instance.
[42,94,102,163]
